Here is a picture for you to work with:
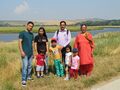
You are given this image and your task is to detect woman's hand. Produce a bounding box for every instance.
[84,32,88,39]
[46,52,48,57]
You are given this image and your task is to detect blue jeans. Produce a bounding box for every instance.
[21,55,33,81]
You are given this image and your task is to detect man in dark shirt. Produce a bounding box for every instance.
[18,21,34,86]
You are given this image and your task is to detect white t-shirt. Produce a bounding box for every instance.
[65,52,72,65]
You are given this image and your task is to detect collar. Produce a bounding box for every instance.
[59,28,67,32]
[25,29,28,32]
[25,29,33,34]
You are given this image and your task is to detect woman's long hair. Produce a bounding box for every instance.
[38,27,47,38]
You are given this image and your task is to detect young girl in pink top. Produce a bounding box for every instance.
[70,48,80,80]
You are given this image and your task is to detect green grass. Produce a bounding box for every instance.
[0,26,104,33]
[1,32,120,90]
[0,25,120,34]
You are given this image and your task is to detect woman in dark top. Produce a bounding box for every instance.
[34,27,49,74]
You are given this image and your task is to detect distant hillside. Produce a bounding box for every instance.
[0,20,27,26]
[0,18,103,26]
[35,20,79,26]
[75,19,120,26]
[0,19,120,26]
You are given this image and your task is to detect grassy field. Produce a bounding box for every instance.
[0,26,105,33]
[0,26,120,34]
[1,32,120,90]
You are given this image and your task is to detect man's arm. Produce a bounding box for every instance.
[18,39,25,57]
[34,42,38,55]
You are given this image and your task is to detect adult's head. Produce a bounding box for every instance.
[60,21,67,30]
[81,24,87,33]
[26,21,34,32]
[38,27,47,37]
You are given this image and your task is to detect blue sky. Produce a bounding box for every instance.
[0,0,120,20]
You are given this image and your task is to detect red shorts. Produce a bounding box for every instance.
[70,69,78,79]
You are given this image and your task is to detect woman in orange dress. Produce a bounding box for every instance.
[74,24,95,77]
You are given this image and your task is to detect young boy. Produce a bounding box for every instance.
[49,38,64,77]
[36,50,46,78]
[70,48,80,80]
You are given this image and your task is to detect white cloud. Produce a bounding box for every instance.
[14,1,29,14]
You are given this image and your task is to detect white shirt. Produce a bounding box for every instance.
[53,29,71,47]
[65,52,72,65]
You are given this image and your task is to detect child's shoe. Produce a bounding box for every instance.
[37,75,41,78]
[27,77,34,81]
[41,75,44,78]
[64,77,69,80]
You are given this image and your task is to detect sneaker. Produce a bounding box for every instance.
[27,77,34,81]
[22,81,26,86]
[46,70,49,74]
[41,75,44,78]
[37,75,41,78]
[64,77,69,80]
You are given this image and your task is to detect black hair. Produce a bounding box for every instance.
[27,21,34,26]
[60,21,66,25]
[80,24,87,28]
[66,45,72,52]
[38,27,47,38]
[38,50,45,54]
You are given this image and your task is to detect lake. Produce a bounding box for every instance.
[0,28,120,42]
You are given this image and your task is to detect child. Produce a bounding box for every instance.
[36,50,46,78]
[70,48,80,80]
[64,45,72,80]
[49,38,64,77]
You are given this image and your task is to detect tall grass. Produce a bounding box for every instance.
[0,42,21,90]
[1,32,120,90]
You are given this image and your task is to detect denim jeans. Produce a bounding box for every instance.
[21,55,33,81]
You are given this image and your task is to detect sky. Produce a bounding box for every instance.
[0,0,120,20]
